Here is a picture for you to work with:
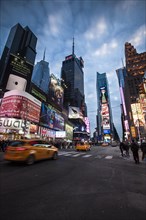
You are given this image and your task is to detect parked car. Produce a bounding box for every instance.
[75,142,91,151]
[4,139,58,165]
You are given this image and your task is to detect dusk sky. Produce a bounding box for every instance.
[0,0,146,138]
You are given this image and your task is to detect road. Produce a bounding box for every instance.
[0,145,146,220]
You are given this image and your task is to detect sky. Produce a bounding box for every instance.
[0,0,146,138]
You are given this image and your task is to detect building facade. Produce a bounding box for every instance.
[0,23,37,93]
[116,67,131,140]
[96,72,114,142]
[124,42,146,140]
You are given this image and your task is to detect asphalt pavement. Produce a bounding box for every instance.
[0,145,146,220]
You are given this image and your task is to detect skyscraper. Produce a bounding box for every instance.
[61,38,85,113]
[96,72,113,142]
[0,23,37,92]
[124,42,146,140]
[31,49,50,94]
[61,38,89,140]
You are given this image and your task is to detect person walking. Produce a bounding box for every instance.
[130,139,140,164]
[119,141,124,157]
[140,140,146,161]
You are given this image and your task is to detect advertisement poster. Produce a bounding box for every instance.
[68,106,83,119]
[100,87,108,104]
[48,74,64,107]
[0,90,41,123]
[40,103,64,130]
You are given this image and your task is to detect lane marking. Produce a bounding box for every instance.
[105,156,113,159]
[82,155,92,158]
[72,154,81,157]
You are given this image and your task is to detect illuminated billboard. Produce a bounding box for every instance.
[55,131,66,138]
[48,74,64,108]
[40,103,64,130]
[65,124,73,140]
[100,87,108,104]
[100,87,110,130]
[4,54,34,92]
[84,117,90,133]
[131,103,145,127]
[68,106,83,119]
[0,90,41,123]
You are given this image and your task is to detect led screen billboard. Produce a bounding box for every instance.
[0,90,41,123]
[100,87,108,104]
[4,54,34,92]
[84,117,90,133]
[131,103,145,127]
[40,103,64,130]
[100,87,110,130]
[68,106,83,119]
[48,74,64,108]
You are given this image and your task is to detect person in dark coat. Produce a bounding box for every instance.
[140,140,146,160]
[130,139,140,164]
[119,142,124,157]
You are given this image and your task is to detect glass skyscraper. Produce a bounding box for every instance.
[0,23,37,92]
[61,39,85,113]
[31,51,50,94]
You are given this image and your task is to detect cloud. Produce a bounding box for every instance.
[129,25,146,47]
[94,39,118,57]
[84,17,108,40]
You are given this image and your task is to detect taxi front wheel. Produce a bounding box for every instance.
[26,155,35,165]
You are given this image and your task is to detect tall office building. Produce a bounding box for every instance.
[31,50,50,94]
[0,23,37,92]
[96,72,114,142]
[61,39,89,139]
[124,42,146,140]
[61,38,85,114]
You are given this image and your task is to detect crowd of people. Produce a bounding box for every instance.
[119,139,146,164]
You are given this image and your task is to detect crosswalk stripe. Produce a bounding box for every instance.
[72,154,81,157]
[105,156,113,159]
[82,155,92,158]
[59,151,115,160]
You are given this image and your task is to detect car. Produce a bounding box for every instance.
[4,139,58,165]
[101,142,109,147]
[75,142,91,151]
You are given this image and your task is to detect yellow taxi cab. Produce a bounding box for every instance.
[4,139,58,165]
[101,142,109,147]
[75,142,91,151]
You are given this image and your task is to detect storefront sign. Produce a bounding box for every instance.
[0,118,30,130]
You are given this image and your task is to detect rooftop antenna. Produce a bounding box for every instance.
[72,37,74,55]
[43,48,46,61]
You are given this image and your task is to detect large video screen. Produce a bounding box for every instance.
[48,74,64,108]
[0,90,41,123]
[100,87,108,104]
[40,103,64,130]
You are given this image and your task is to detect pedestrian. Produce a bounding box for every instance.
[130,139,140,164]
[119,141,124,157]
[123,140,130,157]
[140,140,146,161]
